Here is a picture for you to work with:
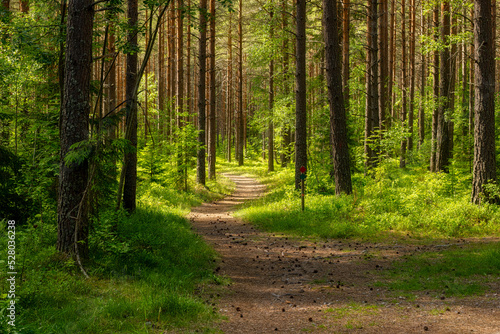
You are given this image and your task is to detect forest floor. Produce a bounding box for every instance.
[188,174,500,334]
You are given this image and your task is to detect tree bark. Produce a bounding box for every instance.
[208,0,216,178]
[237,0,244,166]
[436,1,451,172]
[342,0,350,108]
[123,0,138,213]
[323,0,352,195]
[430,4,439,172]
[408,0,416,151]
[295,0,307,189]
[378,0,388,132]
[57,0,94,257]
[399,0,407,168]
[281,0,291,168]
[227,11,233,162]
[268,7,274,172]
[472,0,496,204]
[365,0,378,170]
[196,0,207,185]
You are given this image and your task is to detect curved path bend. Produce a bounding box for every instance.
[189,174,500,334]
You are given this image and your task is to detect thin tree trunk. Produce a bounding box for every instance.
[430,4,439,172]
[379,0,388,130]
[237,0,244,166]
[408,0,415,151]
[342,0,350,107]
[208,0,217,179]
[365,0,378,170]
[196,0,207,185]
[281,0,291,167]
[388,0,395,126]
[323,0,352,195]
[400,0,408,168]
[268,6,275,172]
[472,0,496,204]
[418,5,426,148]
[227,11,233,162]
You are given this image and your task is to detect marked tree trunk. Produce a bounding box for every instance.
[323,0,352,195]
[57,0,94,257]
[472,0,496,204]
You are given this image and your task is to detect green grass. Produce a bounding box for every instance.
[377,242,500,297]
[0,173,233,334]
[222,158,500,241]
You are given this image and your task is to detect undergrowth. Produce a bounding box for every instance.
[0,171,232,333]
[221,158,500,241]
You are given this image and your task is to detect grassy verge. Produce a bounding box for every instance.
[377,242,500,297]
[0,174,232,334]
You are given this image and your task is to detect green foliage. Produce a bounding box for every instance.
[0,174,232,333]
[231,159,500,241]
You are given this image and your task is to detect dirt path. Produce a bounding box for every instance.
[189,174,500,334]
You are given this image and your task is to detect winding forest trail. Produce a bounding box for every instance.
[189,174,500,334]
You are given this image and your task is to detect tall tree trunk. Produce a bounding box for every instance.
[418,5,426,148]
[378,0,388,130]
[57,0,94,258]
[388,0,395,126]
[176,0,184,128]
[400,0,408,168]
[365,0,378,170]
[408,0,416,151]
[123,0,138,213]
[430,4,439,172]
[208,0,216,178]
[227,11,233,162]
[472,0,496,204]
[268,7,275,172]
[281,0,291,168]
[323,0,352,195]
[436,1,451,172]
[237,0,244,166]
[196,0,207,185]
[158,16,166,137]
[295,0,307,189]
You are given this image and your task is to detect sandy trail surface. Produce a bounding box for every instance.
[189,174,500,333]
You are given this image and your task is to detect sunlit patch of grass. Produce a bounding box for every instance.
[324,302,380,319]
[226,158,500,241]
[377,242,500,297]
